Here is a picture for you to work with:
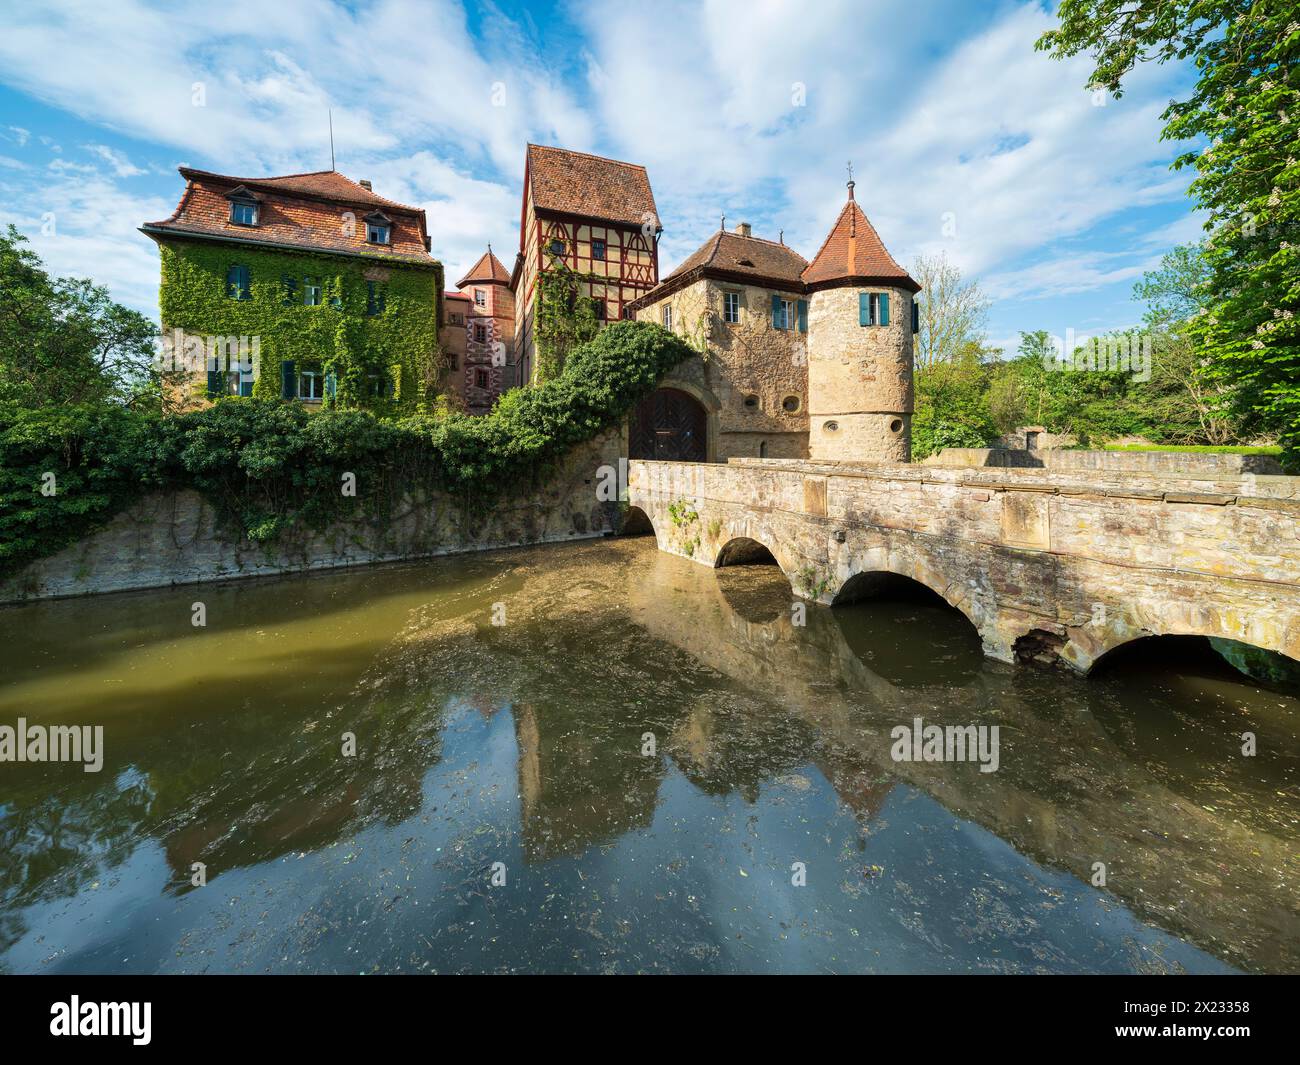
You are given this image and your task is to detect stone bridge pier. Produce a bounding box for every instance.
[625,457,1300,673]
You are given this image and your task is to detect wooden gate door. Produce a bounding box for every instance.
[629,388,707,462]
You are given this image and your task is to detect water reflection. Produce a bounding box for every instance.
[0,538,1295,973]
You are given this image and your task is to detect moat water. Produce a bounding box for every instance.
[0,536,1296,973]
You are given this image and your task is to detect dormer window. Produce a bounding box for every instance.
[225,185,260,227]
[364,211,392,245]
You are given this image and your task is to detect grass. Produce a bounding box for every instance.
[1102,443,1281,455]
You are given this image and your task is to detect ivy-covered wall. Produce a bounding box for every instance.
[157,239,444,413]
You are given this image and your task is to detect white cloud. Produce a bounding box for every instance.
[83,144,146,177]
[0,0,1203,332]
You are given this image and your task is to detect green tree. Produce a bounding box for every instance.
[911,341,999,458]
[912,252,991,371]
[1038,1,1300,467]
[0,225,162,408]
[1132,242,1240,443]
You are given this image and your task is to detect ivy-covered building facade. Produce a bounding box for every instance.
[142,167,443,412]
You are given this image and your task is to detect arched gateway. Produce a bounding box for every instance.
[629,387,707,462]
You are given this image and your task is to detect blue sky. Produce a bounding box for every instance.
[0,0,1203,355]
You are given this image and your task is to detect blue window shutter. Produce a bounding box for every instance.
[879,293,890,326]
[226,266,238,299]
[771,294,782,329]
[859,292,869,326]
[325,370,337,400]
[206,370,223,398]
[281,360,296,399]
[239,375,254,397]
[797,299,807,332]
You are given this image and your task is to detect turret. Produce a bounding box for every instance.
[802,179,918,462]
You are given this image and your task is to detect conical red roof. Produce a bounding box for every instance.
[801,190,917,291]
[457,248,511,288]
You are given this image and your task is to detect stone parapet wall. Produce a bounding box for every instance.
[927,447,1285,476]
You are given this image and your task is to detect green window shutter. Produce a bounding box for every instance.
[324,370,337,400]
[280,360,296,399]
[771,294,782,329]
[797,299,807,332]
[226,266,238,300]
[879,293,890,326]
[206,369,223,398]
[859,292,869,326]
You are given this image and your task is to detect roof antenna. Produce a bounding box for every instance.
[846,160,855,200]
[329,108,336,170]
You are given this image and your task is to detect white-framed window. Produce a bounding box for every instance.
[366,222,390,244]
[474,288,486,307]
[662,304,673,330]
[304,278,322,306]
[778,299,795,330]
[298,368,323,401]
[230,201,257,226]
[723,291,740,323]
[474,322,487,343]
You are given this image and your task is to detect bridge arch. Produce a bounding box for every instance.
[1064,603,1300,676]
[831,564,986,642]
[619,505,656,537]
[715,536,779,568]
[1085,631,1300,686]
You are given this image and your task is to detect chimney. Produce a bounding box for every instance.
[359,179,372,191]
[735,222,751,238]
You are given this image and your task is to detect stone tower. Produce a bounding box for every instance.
[802,179,918,462]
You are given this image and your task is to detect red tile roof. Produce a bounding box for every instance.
[628,228,806,311]
[142,168,438,267]
[525,144,660,230]
[445,291,471,301]
[667,229,807,286]
[801,192,917,291]
[457,248,511,288]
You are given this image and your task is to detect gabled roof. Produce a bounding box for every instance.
[667,229,807,286]
[525,144,660,230]
[626,228,806,311]
[457,248,511,288]
[142,167,437,267]
[801,188,918,291]
[178,167,420,213]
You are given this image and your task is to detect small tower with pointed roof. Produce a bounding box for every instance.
[450,245,515,412]
[802,176,919,462]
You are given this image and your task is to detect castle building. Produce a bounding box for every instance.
[627,179,918,463]
[439,247,514,413]
[142,168,442,411]
[510,144,661,385]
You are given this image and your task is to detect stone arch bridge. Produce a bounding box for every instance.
[625,457,1300,673]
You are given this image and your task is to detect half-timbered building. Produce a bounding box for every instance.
[510,144,661,385]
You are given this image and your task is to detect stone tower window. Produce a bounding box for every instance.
[743,394,759,409]
[781,394,802,413]
[823,421,839,433]
[890,418,904,433]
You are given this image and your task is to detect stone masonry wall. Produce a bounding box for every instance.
[636,278,809,460]
[806,285,914,462]
[0,432,622,603]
